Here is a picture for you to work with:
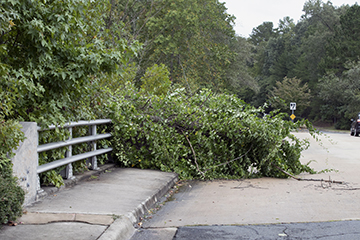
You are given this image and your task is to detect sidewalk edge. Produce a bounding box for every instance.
[126,173,179,224]
[100,172,178,240]
[98,215,135,240]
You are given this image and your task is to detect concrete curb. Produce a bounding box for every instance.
[126,173,179,224]
[101,172,179,240]
[98,216,135,240]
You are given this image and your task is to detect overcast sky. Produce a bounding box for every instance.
[221,0,359,38]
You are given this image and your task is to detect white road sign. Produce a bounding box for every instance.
[290,102,296,111]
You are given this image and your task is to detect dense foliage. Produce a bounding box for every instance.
[111,84,315,179]
[0,0,139,126]
[0,0,138,222]
[106,0,255,94]
[248,1,360,128]
[0,118,25,224]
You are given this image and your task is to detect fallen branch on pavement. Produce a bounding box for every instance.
[273,164,344,184]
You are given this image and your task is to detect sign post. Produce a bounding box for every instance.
[290,102,296,122]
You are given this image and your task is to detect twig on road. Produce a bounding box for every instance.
[273,164,344,184]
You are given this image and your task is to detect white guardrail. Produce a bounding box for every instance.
[36,119,113,192]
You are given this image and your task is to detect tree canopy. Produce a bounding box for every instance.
[248,0,360,127]
[0,0,141,126]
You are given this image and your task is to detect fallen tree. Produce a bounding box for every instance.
[111,85,318,180]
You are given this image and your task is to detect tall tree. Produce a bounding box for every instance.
[225,36,258,102]
[269,77,311,116]
[249,21,277,77]
[249,22,276,46]
[107,0,236,92]
[250,18,299,106]
[321,4,360,75]
[318,61,360,128]
[248,21,278,105]
[0,0,139,125]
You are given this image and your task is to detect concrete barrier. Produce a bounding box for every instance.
[11,122,38,206]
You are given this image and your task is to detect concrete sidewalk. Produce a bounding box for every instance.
[0,165,178,240]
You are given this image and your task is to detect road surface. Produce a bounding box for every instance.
[131,131,360,239]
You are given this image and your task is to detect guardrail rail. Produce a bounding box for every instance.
[36,119,113,193]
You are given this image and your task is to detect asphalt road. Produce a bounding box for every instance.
[131,221,360,239]
[130,131,360,239]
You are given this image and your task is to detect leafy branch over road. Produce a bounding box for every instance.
[111,85,317,180]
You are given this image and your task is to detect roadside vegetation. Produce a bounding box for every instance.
[111,85,317,180]
[1,0,359,223]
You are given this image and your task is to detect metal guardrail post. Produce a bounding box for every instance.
[37,174,44,195]
[36,124,44,195]
[87,125,99,170]
[64,127,74,179]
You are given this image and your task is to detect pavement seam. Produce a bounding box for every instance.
[19,212,114,225]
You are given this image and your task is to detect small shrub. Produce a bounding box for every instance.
[0,118,26,224]
[0,174,25,224]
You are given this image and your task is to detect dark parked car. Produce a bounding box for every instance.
[350,113,360,136]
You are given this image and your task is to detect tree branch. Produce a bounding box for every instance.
[203,146,252,173]
[272,163,344,184]
[181,129,205,178]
